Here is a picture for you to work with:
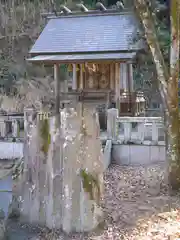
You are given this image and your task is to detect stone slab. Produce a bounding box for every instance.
[112,144,166,165]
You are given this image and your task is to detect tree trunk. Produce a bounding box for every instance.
[135,0,180,190]
[168,0,180,190]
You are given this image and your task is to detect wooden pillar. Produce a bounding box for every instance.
[129,63,134,91]
[72,63,77,90]
[110,63,114,90]
[124,63,128,91]
[79,64,84,89]
[120,63,128,91]
[54,63,60,125]
[115,63,120,113]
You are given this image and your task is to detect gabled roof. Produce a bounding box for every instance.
[29,11,141,57]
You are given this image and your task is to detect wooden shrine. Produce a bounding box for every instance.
[27,3,146,116]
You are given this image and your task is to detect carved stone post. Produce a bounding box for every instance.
[0,121,6,138]
[152,121,159,144]
[123,122,132,143]
[107,108,118,140]
[12,120,19,138]
[137,122,145,143]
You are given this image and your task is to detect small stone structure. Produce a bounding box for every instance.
[0,114,23,159]
[106,108,166,165]
[0,114,23,139]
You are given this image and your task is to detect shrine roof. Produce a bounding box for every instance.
[29,10,142,59]
[27,52,136,63]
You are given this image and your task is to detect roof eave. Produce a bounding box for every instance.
[29,49,140,57]
[27,59,133,64]
[27,52,138,65]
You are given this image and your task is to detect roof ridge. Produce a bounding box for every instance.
[43,10,133,20]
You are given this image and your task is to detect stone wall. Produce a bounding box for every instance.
[112,144,165,165]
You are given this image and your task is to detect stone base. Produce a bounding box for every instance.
[112,144,166,165]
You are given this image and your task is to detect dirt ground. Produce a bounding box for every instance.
[6,163,180,240]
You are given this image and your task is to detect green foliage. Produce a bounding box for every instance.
[39,118,51,156]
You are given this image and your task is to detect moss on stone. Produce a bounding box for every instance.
[80,169,101,206]
[39,118,51,155]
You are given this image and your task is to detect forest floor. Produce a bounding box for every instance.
[6,163,180,240]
